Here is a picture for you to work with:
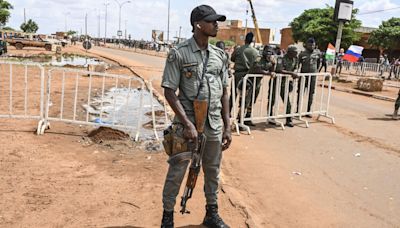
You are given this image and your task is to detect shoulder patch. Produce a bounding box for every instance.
[167,49,177,62]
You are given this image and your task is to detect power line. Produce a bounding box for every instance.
[359,6,400,15]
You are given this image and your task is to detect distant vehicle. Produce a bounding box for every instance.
[0,40,7,55]
[5,36,52,51]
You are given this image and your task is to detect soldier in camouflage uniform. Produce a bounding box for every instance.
[231,32,259,126]
[269,45,299,127]
[160,5,231,228]
[394,89,400,120]
[245,46,276,121]
[297,38,321,117]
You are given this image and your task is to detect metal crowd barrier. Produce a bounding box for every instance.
[148,80,171,141]
[0,61,45,131]
[41,68,150,141]
[227,76,240,135]
[237,73,335,134]
[332,62,398,78]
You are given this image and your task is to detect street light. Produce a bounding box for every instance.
[64,12,71,32]
[114,0,131,43]
[104,2,110,44]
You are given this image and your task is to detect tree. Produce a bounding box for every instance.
[20,19,39,33]
[0,0,13,27]
[66,30,77,36]
[289,6,362,50]
[2,26,14,31]
[368,17,400,50]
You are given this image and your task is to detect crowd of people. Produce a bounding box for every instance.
[219,32,322,129]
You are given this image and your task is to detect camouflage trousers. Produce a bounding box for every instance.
[162,139,222,212]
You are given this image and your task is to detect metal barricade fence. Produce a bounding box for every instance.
[237,73,335,134]
[227,76,240,135]
[42,68,151,141]
[148,80,171,141]
[0,61,45,130]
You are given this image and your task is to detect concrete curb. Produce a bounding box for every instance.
[322,84,396,102]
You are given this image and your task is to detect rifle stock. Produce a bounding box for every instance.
[193,99,208,133]
[180,99,208,214]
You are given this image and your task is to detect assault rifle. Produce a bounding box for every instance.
[180,99,208,214]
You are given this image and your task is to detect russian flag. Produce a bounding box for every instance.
[343,45,364,63]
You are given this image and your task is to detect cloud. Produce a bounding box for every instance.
[5,0,398,41]
[358,0,398,12]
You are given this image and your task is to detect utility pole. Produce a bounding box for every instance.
[167,0,170,44]
[114,0,131,47]
[244,6,248,37]
[98,12,101,39]
[125,20,127,40]
[85,13,88,39]
[64,12,71,32]
[178,26,182,44]
[104,2,110,44]
[24,8,26,24]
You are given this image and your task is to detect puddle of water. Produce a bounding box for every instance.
[2,55,106,67]
[83,87,167,140]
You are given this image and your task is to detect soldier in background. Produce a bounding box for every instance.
[270,45,299,127]
[297,38,321,117]
[244,45,276,125]
[230,32,259,126]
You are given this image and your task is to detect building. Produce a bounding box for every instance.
[280,27,294,51]
[216,20,272,46]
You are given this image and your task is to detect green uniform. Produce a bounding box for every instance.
[231,44,259,116]
[395,90,400,111]
[161,37,228,212]
[270,55,298,118]
[231,44,259,89]
[298,49,321,112]
[247,56,275,113]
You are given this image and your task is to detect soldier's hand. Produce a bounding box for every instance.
[183,122,198,141]
[222,128,232,151]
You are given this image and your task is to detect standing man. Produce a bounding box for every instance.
[394,89,400,120]
[270,45,299,127]
[297,38,321,117]
[245,45,276,125]
[231,32,259,125]
[336,48,345,75]
[319,51,327,73]
[160,5,231,228]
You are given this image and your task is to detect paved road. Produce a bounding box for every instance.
[90,47,400,227]
[93,46,166,70]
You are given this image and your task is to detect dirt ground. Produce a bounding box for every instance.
[0,46,249,227]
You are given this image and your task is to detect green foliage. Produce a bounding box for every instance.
[2,26,14,31]
[223,40,235,47]
[0,0,12,27]
[368,17,400,50]
[209,38,218,45]
[290,6,361,50]
[66,30,77,36]
[209,38,236,48]
[20,19,39,33]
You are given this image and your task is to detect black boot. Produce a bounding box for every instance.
[203,204,230,228]
[161,210,174,228]
[285,118,294,128]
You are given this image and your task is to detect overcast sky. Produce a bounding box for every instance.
[6,0,400,42]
